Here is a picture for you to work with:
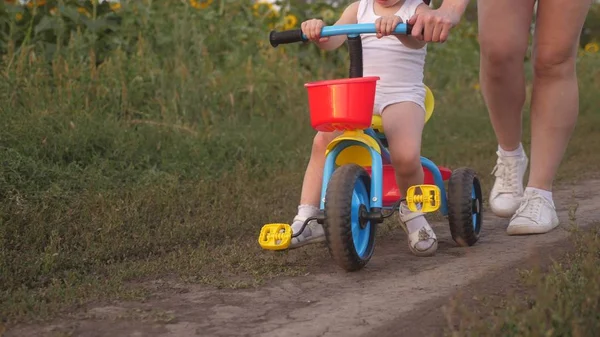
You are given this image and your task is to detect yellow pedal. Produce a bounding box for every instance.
[258,223,292,250]
[406,185,441,213]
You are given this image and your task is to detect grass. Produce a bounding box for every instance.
[445,222,600,337]
[1,0,600,326]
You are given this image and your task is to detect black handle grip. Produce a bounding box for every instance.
[406,24,414,35]
[269,30,306,47]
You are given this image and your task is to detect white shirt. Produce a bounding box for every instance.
[357,0,427,112]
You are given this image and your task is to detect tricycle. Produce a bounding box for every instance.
[257,23,483,272]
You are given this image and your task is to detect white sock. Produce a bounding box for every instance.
[297,204,319,219]
[498,143,525,157]
[525,187,554,206]
[292,204,320,238]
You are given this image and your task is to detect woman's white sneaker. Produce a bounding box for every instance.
[506,189,559,235]
[489,150,528,217]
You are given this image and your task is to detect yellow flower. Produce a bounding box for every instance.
[190,0,212,9]
[109,2,121,11]
[15,12,23,21]
[77,7,91,17]
[26,0,46,8]
[253,1,278,18]
[283,14,298,30]
[472,82,480,91]
[584,42,599,54]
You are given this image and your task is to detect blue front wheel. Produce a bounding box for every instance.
[324,164,376,272]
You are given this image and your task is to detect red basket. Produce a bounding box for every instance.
[304,77,380,132]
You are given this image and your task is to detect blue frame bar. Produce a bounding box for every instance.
[320,140,383,210]
[363,128,391,164]
[303,23,410,40]
[420,156,448,216]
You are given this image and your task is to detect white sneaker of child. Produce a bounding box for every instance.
[289,215,325,249]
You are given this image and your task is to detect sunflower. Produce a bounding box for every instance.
[26,0,46,8]
[584,42,599,54]
[77,7,91,17]
[283,14,298,30]
[253,1,278,18]
[109,2,121,11]
[190,0,212,9]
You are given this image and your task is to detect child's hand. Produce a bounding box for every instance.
[301,19,329,43]
[375,15,403,39]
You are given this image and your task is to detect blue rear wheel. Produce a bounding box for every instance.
[447,167,483,247]
[324,164,376,272]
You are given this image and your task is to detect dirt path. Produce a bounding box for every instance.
[7,179,600,337]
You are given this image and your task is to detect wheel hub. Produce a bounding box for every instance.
[358,205,369,229]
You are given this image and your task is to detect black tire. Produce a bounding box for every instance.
[324,164,376,272]
[447,167,483,247]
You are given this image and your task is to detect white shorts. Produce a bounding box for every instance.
[372,87,427,115]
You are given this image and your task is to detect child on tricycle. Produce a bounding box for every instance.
[258,0,483,272]
[291,0,437,257]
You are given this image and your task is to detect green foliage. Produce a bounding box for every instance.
[0,0,599,325]
[582,3,600,47]
[447,227,600,337]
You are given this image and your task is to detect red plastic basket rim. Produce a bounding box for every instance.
[304,76,380,88]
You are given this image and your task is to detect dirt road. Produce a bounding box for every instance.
[7,179,600,337]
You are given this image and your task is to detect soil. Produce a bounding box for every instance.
[6,180,600,337]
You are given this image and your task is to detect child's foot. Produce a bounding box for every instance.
[506,189,559,235]
[398,203,437,257]
[289,215,325,249]
[490,148,528,218]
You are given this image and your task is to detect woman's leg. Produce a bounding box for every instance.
[477,0,536,218]
[507,0,592,235]
[290,131,339,248]
[383,102,437,256]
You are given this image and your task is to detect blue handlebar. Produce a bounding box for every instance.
[269,23,413,47]
[310,23,411,39]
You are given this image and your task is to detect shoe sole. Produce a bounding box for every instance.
[506,222,559,235]
[288,236,326,250]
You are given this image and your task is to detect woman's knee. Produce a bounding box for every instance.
[480,41,528,77]
[533,47,576,79]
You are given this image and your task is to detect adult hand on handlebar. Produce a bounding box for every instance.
[301,19,329,43]
[408,6,461,43]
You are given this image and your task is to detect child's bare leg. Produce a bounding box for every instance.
[382,102,437,256]
[290,131,339,248]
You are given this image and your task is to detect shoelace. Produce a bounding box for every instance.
[491,156,519,194]
[514,193,544,221]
